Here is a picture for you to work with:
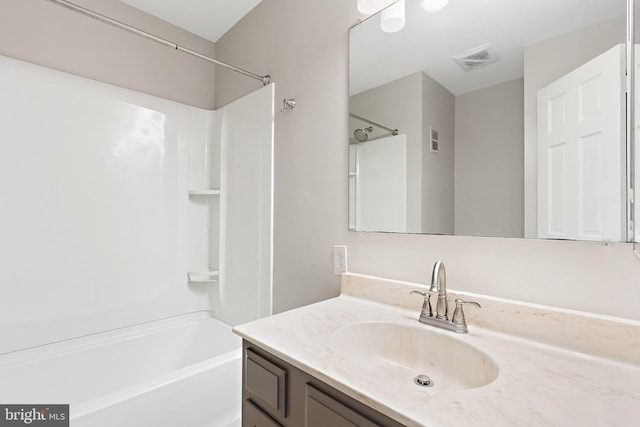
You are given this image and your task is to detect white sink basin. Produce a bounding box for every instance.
[330,321,498,390]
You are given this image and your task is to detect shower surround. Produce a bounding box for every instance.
[0,54,274,426]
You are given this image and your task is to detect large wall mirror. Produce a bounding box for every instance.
[348,0,632,242]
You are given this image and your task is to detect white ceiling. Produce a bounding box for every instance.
[350,0,626,96]
[119,0,263,42]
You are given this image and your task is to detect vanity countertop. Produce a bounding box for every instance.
[233,273,640,427]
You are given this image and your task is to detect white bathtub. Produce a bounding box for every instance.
[0,312,242,427]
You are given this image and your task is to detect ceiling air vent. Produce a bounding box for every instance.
[452,44,502,72]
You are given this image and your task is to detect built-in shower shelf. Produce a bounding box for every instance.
[188,189,220,196]
[187,270,219,283]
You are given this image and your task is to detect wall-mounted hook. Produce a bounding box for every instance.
[280,98,296,112]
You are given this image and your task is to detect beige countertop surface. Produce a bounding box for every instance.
[233,273,640,427]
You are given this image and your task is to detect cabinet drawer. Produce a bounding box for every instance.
[243,400,283,427]
[305,384,381,427]
[245,348,287,418]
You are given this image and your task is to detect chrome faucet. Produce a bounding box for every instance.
[409,261,481,333]
[430,260,448,320]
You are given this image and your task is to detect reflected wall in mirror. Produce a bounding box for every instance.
[348,0,629,241]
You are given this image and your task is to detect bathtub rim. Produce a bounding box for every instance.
[71,346,241,420]
[0,311,229,367]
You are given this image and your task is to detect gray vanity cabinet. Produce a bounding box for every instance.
[242,341,404,427]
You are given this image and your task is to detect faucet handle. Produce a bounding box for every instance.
[409,290,433,317]
[452,299,481,326]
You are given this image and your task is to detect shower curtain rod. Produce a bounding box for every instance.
[349,113,398,135]
[45,0,271,86]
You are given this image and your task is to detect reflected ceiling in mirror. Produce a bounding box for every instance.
[348,0,629,242]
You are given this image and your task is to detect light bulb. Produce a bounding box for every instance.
[422,0,450,13]
[380,0,405,33]
[357,0,384,14]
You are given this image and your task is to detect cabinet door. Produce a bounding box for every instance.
[245,349,287,418]
[305,384,381,427]
[243,400,283,427]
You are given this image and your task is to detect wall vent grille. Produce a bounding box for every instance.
[430,127,439,153]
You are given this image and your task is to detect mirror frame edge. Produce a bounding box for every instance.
[628,0,636,245]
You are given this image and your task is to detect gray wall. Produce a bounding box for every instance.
[217,0,640,320]
[215,0,354,313]
[0,0,218,108]
[455,78,524,237]
[421,72,456,235]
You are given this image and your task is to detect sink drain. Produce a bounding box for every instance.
[414,374,434,387]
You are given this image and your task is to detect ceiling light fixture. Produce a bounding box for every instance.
[380,0,405,33]
[356,0,451,33]
[422,0,450,13]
